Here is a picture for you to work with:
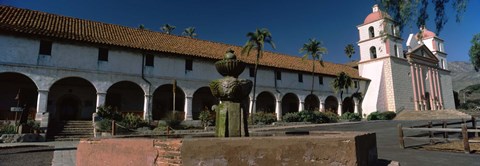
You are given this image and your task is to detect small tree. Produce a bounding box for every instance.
[344,44,355,59]
[161,24,176,34]
[332,72,353,101]
[469,33,480,71]
[299,38,327,94]
[182,27,197,38]
[138,24,146,30]
[241,28,275,116]
[198,106,213,131]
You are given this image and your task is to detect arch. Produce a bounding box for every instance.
[324,96,338,114]
[256,91,275,113]
[304,94,319,111]
[370,46,377,59]
[106,81,144,117]
[281,93,299,115]
[0,72,38,121]
[368,26,375,38]
[49,77,96,120]
[342,97,354,114]
[152,84,185,120]
[192,87,219,120]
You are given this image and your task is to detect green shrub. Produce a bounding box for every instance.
[199,110,213,128]
[97,119,112,131]
[283,112,301,122]
[340,112,362,121]
[324,111,339,123]
[119,113,148,129]
[380,111,396,120]
[0,122,16,134]
[22,119,40,133]
[297,111,317,123]
[367,111,396,120]
[164,112,182,129]
[252,111,277,125]
[97,105,122,121]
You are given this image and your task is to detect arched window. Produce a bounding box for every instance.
[370,46,377,59]
[394,45,398,57]
[368,27,375,38]
[390,24,395,36]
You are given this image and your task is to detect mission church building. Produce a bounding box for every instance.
[0,4,454,133]
[0,5,367,126]
[357,4,454,115]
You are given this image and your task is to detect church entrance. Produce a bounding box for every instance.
[57,95,80,120]
[342,97,354,114]
[324,96,338,114]
[282,93,299,115]
[49,77,96,121]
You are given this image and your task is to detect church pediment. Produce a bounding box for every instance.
[406,44,439,66]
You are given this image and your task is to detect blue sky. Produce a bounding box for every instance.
[1,0,479,64]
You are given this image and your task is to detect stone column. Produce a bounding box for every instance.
[275,100,282,121]
[410,64,419,111]
[427,68,436,110]
[319,101,324,112]
[299,101,305,112]
[337,102,342,115]
[414,65,423,110]
[432,69,439,109]
[354,98,359,114]
[143,94,152,121]
[184,96,193,120]
[35,90,49,121]
[96,92,106,112]
[249,99,256,114]
[419,66,426,110]
[435,70,444,109]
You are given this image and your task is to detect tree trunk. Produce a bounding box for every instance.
[311,59,315,94]
[249,49,260,119]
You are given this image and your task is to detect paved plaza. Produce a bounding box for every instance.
[1,120,479,165]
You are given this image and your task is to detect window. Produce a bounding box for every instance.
[390,24,395,36]
[98,48,108,61]
[370,46,377,59]
[438,42,443,52]
[368,26,375,38]
[394,45,398,57]
[249,67,255,77]
[354,81,359,88]
[275,71,281,80]
[185,59,193,71]
[145,54,154,66]
[39,40,52,55]
[318,76,323,85]
[440,59,445,69]
[298,73,303,82]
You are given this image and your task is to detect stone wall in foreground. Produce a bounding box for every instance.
[76,131,377,166]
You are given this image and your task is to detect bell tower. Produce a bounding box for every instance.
[357,4,407,114]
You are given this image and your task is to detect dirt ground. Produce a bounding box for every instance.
[0,145,54,166]
[419,137,480,154]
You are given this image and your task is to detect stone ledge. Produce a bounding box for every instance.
[77,131,377,166]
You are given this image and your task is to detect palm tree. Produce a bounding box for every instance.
[332,72,353,103]
[182,27,197,38]
[161,24,176,34]
[241,28,275,115]
[344,44,355,59]
[299,38,327,94]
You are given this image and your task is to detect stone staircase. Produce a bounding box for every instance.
[48,121,93,141]
[394,110,472,120]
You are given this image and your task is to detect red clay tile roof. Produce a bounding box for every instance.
[0,5,365,80]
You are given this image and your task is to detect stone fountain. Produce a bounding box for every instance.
[209,49,252,137]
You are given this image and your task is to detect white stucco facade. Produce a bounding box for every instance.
[358,5,455,115]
